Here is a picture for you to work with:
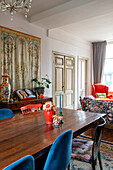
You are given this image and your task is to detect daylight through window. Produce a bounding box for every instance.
[102,43,113,91]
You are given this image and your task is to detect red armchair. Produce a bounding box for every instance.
[92,83,111,98]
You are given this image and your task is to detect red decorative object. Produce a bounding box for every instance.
[44,110,55,124]
[39,93,44,98]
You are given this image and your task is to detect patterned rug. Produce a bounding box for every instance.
[70,135,113,170]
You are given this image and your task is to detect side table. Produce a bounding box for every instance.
[0,97,53,112]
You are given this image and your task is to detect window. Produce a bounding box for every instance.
[102,43,113,91]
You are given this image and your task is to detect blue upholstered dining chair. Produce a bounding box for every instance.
[3,155,35,170]
[0,108,14,120]
[43,129,73,170]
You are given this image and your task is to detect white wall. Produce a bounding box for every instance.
[0,12,91,109]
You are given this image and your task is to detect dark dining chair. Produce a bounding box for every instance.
[71,117,106,170]
[0,108,14,120]
[3,155,35,170]
[43,129,73,170]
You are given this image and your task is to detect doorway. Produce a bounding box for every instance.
[53,52,75,109]
[77,57,88,108]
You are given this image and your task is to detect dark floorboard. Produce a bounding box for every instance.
[82,128,113,142]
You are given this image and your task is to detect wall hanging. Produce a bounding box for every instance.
[0,26,41,91]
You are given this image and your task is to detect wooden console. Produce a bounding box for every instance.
[0,97,52,112]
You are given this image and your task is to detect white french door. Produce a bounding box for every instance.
[77,57,88,108]
[53,53,75,109]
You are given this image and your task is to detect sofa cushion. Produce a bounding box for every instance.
[84,95,95,100]
[95,93,106,98]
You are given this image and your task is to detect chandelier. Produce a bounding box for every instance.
[0,0,32,20]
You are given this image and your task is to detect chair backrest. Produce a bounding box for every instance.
[92,83,109,98]
[21,104,42,115]
[3,155,35,170]
[0,108,14,120]
[92,117,106,160]
[43,129,73,170]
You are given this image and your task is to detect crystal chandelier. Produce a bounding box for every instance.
[0,0,32,20]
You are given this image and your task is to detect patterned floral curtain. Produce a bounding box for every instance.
[0,27,41,91]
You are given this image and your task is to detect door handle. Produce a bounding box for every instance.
[62,85,65,93]
[62,86,64,91]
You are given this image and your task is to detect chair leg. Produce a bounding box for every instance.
[98,151,103,170]
[91,159,96,170]
[94,159,97,165]
[67,163,70,170]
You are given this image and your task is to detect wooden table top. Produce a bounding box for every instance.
[0,109,106,169]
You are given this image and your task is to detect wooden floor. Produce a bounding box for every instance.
[82,127,113,143]
[77,109,113,142]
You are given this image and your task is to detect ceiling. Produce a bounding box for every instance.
[7,0,113,42]
[28,0,71,16]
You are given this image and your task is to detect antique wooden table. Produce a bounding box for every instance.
[0,109,106,169]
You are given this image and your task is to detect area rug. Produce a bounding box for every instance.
[70,135,113,170]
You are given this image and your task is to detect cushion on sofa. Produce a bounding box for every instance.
[84,95,95,100]
[95,93,106,98]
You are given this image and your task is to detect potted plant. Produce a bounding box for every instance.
[32,74,51,96]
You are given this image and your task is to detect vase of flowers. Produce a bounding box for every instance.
[44,101,55,124]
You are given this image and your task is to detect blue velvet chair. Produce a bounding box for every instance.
[3,155,35,170]
[43,129,73,170]
[0,108,14,120]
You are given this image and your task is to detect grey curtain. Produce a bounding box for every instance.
[92,41,107,84]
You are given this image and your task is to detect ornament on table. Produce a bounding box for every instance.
[58,94,63,123]
[44,101,55,124]
[52,115,63,127]
[59,94,63,116]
